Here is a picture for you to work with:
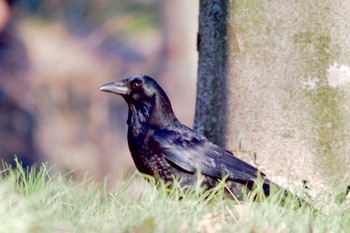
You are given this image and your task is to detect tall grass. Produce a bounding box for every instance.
[0,160,349,233]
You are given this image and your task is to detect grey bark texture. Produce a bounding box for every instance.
[194,0,229,147]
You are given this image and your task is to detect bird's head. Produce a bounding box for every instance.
[100,75,178,128]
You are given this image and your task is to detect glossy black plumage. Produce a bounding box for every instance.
[100,75,272,199]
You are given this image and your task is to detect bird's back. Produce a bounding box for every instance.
[127,120,272,196]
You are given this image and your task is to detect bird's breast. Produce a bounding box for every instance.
[127,125,158,173]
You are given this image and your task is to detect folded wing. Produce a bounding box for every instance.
[149,124,270,191]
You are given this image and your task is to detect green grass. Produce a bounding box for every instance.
[0,161,349,233]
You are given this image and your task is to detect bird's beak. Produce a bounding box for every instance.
[99,81,130,95]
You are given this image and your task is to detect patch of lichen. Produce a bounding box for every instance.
[231,0,265,56]
[293,27,346,179]
[293,31,334,81]
[307,87,346,177]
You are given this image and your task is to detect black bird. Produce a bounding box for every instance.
[100,75,273,199]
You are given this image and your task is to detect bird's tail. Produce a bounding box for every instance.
[246,178,316,210]
[268,180,316,210]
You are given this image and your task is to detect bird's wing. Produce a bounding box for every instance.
[149,125,266,183]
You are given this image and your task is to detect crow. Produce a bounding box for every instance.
[100,75,274,199]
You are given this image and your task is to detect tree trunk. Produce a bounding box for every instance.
[194,0,229,147]
[195,0,350,193]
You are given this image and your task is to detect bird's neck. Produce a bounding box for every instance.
[127,99,177,132]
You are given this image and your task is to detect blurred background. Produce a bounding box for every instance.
[0,0,198,186]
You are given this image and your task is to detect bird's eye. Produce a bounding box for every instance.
[132,82,142,90]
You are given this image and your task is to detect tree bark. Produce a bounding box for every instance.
[195,0,350,193]
[194,0,229,147]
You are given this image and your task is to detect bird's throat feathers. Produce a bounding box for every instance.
[126,93,177,132]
